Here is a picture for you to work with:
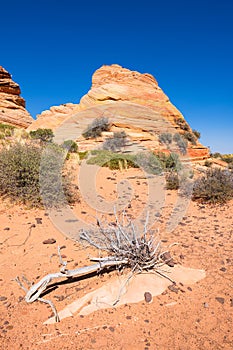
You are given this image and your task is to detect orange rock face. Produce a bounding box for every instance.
[0,66,33,128]
[28,64,209,160]
[29,64,188,132]
[80,64,181,125]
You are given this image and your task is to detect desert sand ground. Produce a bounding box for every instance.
[0,167,232,350]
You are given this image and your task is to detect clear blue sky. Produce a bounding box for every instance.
[0,0,232,153]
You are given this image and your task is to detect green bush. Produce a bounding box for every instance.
[183,132,197,145]
[192,129,201,139]
[29,128,54,143]
[204,160,212,167]
[0,143,78,207]
[166,172,180,190]
[173,133,188,155]
[210,152,222,159]
[192,168,233,203]
[78,151,89,160]
[175,117,190,131]
[158,133,172,145]
[103,131,128,152]
[40,143,79,207]
[0,123,15,139]
[87,149,183,177]
[156,152,182,172]
[82,117,111,139]
[87,150,138,170]
[62,140,78,153]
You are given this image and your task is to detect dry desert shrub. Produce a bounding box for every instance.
[0,142,78,207]
[192,168,233,203]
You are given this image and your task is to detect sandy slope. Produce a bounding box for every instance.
[0,167,232,349]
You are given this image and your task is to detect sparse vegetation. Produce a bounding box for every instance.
[87,150,138,170]
[62,140,78,153]
[173,133,188,155]
[204,160,212,167]
[192,168,233,203]
[103,131,128,152]
[175,117,190,131]
[78,150,89,160]
[0,142,78,207]
[82,117,111,139]
[166,171,180,190]
[183,131,197,145]
[158,132,172,145]
[29,128,54,143]
[192,129,201,139]
[0,123,15,138]
[87,149,183,181]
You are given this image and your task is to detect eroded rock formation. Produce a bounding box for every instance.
[0,66,33,128]
[28,64,209,160]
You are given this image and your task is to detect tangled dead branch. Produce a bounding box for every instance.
[15,213,175,322]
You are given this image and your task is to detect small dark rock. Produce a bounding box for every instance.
[144,292,153,303]
[220,267,226,272]
[187,287,192,291]
[161,251,175,267]
[230,299,233,307]
[126,315,131,319]
[215,297,225,304]
[109,326,115,332]
[3,227,10,231]
[0,296,7,301]
[168,285,179,294]
[35,218,42,224]
[54,295,65,302]
[42,238,56,245]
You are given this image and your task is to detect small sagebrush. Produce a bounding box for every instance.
[0,143,78,207]
[192,168,233,203]
[82,117,111,139]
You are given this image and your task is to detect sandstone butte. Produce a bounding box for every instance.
[1,64,209,160]
[0,66,33,128]
[27,64,209,160]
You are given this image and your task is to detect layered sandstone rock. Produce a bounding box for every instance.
[27,103,80,130]
[0,66,33,128]
[79,64,181,125]
[29,64,209,160]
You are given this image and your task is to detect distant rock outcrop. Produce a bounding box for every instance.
[28,64,209,160]
[0,66,33,128]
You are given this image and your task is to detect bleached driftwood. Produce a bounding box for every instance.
[16,212,174,322]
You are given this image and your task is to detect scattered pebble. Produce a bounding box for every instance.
[144,292,153,303]
[230,299,233,307]
[3,227,10,231]
[220,267,226,272]
[42,238,56,244]
[168,285,179,294]
[0,296,7,301]
[215,297,225,304]
[161,252,175,267]
[35,218,42,224]
[203,302,209,308]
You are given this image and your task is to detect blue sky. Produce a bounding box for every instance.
[0,0,232,153]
